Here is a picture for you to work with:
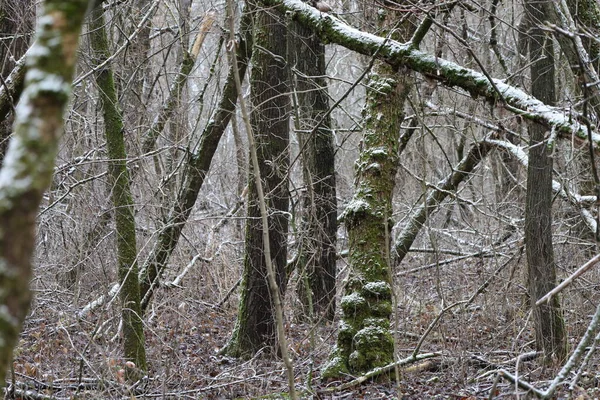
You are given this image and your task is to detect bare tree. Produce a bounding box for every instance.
[89,5,147,374]
[323,2,416,377]
[524,0,567,363]
[222,5,291,358]
[289,14,337,322]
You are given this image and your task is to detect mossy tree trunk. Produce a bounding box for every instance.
[89,6,147,373]
[289,15,337,322]
[323,6,414,377]
[223,7,290,358]
[525,0,568,363]
[0,0,89,385]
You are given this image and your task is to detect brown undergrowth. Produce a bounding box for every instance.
[10,242,600,399]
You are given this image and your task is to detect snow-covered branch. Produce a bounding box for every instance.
[266,0,599,145]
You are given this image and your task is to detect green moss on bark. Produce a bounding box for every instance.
[323,61,413,378]
[89,6,147,373]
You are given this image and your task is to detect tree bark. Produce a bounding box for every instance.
[0,0,89,385]
[222,7,291,358]
[322,5,414,377]
[289,17,337,322]
[89,5,147,374]
[525,0,567,363]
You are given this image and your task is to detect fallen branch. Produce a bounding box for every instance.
[536,253,600,305]
[323,352,441,392]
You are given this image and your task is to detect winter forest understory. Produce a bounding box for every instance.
[5,0,600,398]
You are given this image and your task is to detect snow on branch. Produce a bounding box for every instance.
[266,0,600,145]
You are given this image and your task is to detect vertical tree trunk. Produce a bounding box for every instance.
[525,0,567,363]
[89,6,147,373]
[0,0,89,385]
[323,6,414,377]
[223,7,290,358]
[289,19,337,322]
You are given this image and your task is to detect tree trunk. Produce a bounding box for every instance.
[223,7,290,358]
[89,6,147,374]
[119,0,152,141]
[289,18,337,322]
[525,0,567,363]
[322,6,414,377]
[0,0,89,385]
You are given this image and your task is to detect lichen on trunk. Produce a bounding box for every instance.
[323,59,413,377]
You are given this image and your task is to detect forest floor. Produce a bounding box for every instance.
[10,248,600,399]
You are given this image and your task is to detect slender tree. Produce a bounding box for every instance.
[222,6,291,358]
[89,5,147,374]
[139,9,253,311]
[525,0,567,363]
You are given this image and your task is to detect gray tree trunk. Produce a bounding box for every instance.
[525,0,567,363]
[223,7,291,358]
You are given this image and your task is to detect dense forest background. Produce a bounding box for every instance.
[2,0,600,398]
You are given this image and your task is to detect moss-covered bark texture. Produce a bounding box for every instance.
[89,6,147,373]
[223,8,290,358]
[322,7,413,377]
[0,0,89,385]
[289,19,337,322]
[525,0,567,363]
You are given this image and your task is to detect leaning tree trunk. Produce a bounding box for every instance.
[322,5,414,377]
[89,6,147,374]
[0,0,89,385]
[139,8,252,312]
[222,7,290,358]
[289,17,337,322]
[525,0,567,363]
